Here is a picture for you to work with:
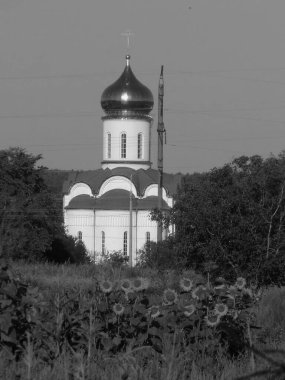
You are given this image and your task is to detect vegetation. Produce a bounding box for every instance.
[153,152,285,287]
[0,147,89,263]
[2,147,285,378]
[0,260,285,379]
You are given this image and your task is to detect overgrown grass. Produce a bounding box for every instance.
[3,261,285,380]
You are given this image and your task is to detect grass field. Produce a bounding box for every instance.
[1,261,285,380]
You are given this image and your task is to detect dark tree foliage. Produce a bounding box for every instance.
[0,148,90,263]
[0,147,65,261]
[157,153,285,286]
[44,235,90,264]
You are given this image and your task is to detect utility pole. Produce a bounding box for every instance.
[129,174,133,266]
[157,65,165,242]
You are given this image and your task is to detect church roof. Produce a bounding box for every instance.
[101,55,153,116]
[66,189,170,210]
[63,167,182,197]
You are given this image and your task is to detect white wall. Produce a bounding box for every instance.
[65,208,158,266]
[102,118,151,169]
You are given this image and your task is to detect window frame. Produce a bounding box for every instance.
[101,231,105,254]
[107,133,111,159]
[137,133,143,159]
[121,133,127,158]
[123,231,128,255]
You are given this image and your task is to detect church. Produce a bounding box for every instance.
[63,55,181,265]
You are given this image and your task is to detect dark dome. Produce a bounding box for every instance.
[101,55,154,115]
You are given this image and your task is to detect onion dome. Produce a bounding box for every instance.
[101,55,154,116]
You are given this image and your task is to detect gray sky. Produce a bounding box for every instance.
[1,0,285,173]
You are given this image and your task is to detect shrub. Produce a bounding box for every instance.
[44,235,90,264]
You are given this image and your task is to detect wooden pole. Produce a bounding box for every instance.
[157,66,165,242]
[129,174,133,266]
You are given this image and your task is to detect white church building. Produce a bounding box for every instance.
[63,55,181,264]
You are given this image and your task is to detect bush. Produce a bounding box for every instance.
[44,235,90,264]
[137,240,186,270]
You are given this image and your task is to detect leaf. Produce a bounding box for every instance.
[130,317,141,326]
[97,302,108,313]
[134,304,146,313]
[148,327,161,337]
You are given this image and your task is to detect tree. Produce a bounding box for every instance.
[0,147,63,261]
[159,153,285,286]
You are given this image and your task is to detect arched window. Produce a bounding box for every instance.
[101,231,105,254]
[137,133,142,159]
[107,133,111,159]
[146,231,150,244]
[78,231,82,241]
[121,133,126,158]
[123,231,128,255]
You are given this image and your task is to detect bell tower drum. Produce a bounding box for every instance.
[101,55,154,170]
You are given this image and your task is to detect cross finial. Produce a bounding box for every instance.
[121,30,134,50]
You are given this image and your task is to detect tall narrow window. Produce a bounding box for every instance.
[146,231,150,244]
[78,231,82,241]
[138,133,142,159]
[107,133,111,158]
[121,133,126,158]
[123,231,128,255]
[101,231,105,254]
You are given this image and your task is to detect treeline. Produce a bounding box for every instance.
[0,148,89,263]
[151,152,285,286]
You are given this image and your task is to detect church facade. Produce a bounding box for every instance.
[63,55,181,264]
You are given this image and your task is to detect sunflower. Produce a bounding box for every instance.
[228,285,239,297]
[132,277,146,291]
[214,303,228,317]
[235,277,246,290]
[124,290,136,301]
[192,285,208,300]
[184,304,196,317]
[205,313,221,327]
[163,288,178,305]
[113,303,125,316]
[120,279,133,293]
[148,305,160,319]
[179,277,194,292]
[99,280,113,293]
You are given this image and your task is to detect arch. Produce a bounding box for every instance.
[64,182,93,208]
[143,184,173,208]
[98,176,138,198]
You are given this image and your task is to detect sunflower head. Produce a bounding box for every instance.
[192,285,208,300]
[132,277,146,291]
[235,277,246,290]
[214,303,228,316]
[148,305,160,319]
[205,313,221,327]
[163,288,178,305]
[120,279,133,293]
[179,277,194,292]
[99,280,113,293]
[113,303,125,316]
